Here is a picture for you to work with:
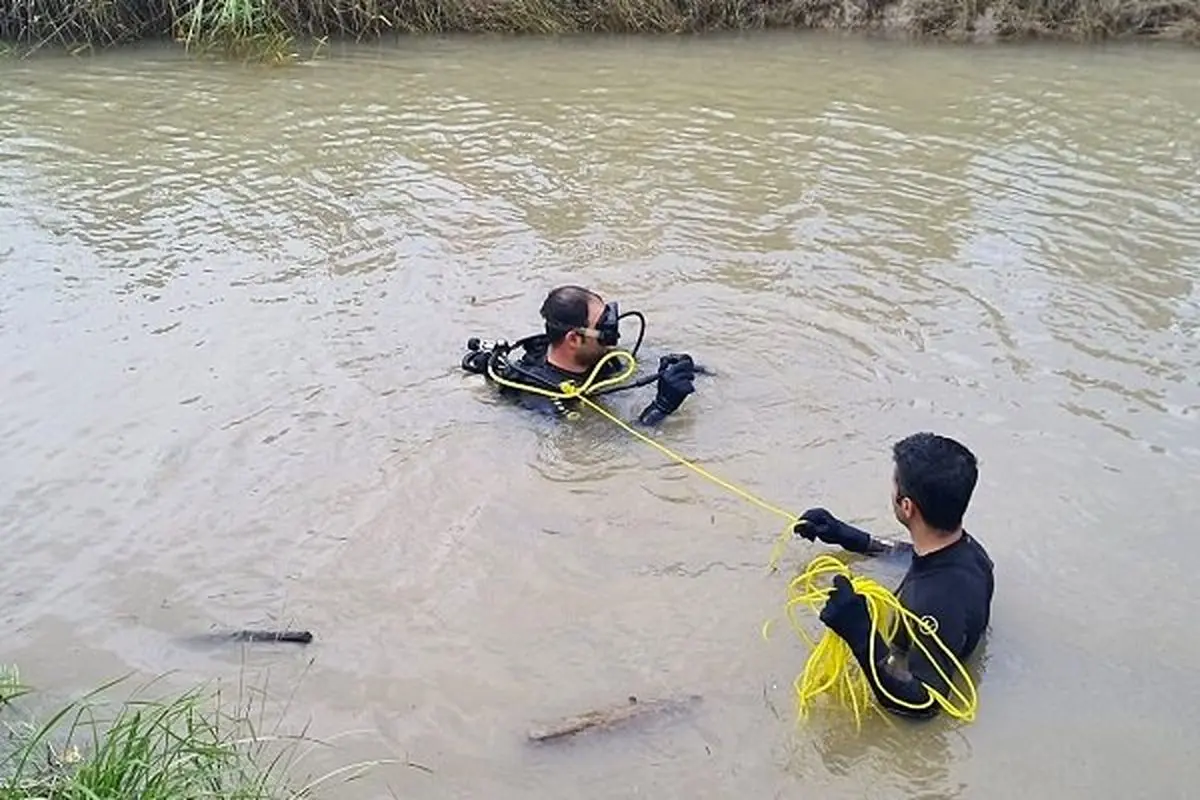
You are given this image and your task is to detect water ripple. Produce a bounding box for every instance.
[2,36,1200,800]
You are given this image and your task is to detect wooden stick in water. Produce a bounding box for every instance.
[229,630,314,644]
[527,694,701,742]
[177,629,315,650]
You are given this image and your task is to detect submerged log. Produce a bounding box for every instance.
[229,629,313,643]
[181,629,314,647]
[527,693,702,742]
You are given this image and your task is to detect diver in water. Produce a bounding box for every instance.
[794,432,995,719]
[461,285,697,425]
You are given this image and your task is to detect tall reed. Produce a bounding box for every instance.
[0,666,375,800]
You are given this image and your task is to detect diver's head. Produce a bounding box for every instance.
[541,285,615,372]
[890,432,978,536]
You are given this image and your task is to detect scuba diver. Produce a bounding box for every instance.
[794,432,995,719]
[461,285,698,425]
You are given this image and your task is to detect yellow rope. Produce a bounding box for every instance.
[571,394,802,570]
[482,346,980,725]
[485,347,800,549]
[769,553,980,728]
[484,347,641,401]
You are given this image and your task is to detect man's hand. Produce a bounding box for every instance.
[821,574,939,717]
[819,574,873,653]
[793,508,873,553]
[635,353,696,426]
[653,353,696,414]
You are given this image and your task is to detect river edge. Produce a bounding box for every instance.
[1,0,1198,62]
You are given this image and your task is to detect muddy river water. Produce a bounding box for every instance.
[2,33,1199,799]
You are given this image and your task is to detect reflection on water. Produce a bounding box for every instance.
[2,34,1199,800]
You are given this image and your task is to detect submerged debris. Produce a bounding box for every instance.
[230,629,314,643]
[528,693,702,743]
[181,629,314,647]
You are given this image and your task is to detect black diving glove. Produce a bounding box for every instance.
[819,574,874,656]
[461,350,491,375]
[637,354,696,425]
[794,508,874,553]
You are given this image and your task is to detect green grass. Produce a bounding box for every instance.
[0,666,382,800]
[176,0,297,61]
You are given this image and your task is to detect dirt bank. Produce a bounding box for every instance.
[1,0,1197,58]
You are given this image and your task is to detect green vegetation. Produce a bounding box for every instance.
[0,665,374,800]
[0,0,1196,60]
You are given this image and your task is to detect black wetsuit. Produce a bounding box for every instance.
[861,532,994,717]
[493,335,681,424]
[496,336,623,418]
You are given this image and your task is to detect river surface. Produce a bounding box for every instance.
[2,33,1199,799]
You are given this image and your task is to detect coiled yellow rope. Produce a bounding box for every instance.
[767,553,979,728]
[480,347,979,726]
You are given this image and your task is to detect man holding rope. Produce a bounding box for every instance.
[795,432,995,718]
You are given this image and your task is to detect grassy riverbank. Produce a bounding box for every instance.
[0,666,362,799]
[0,0,1197,59]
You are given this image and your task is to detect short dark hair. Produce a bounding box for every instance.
[540,285,601,345]
[892,432,978,533]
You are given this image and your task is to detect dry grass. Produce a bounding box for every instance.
[0,0,1197,58]
[887,0,1200,39]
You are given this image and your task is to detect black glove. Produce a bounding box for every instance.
[819,574,873,654]
[638,354,695,424]
[461,350,491,375]
[793,508,873,554]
